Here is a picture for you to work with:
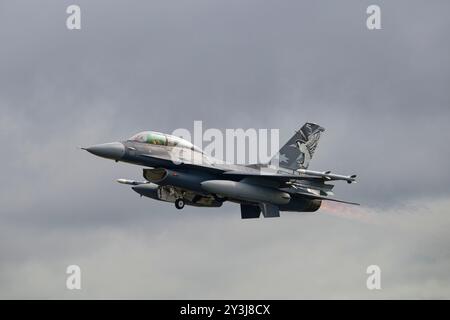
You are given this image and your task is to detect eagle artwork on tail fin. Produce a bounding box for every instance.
[295,123,323,169]
[272,123,325,171]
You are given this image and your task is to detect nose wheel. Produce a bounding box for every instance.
[175,198,185,210]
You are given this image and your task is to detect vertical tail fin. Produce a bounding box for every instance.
[271,122,325,171]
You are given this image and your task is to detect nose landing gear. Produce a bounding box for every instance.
[175,198,185,210]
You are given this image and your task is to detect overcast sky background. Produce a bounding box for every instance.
[1,0,450,299]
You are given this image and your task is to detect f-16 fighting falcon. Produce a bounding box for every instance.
[82,123,358,219]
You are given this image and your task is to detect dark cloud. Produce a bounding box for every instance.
[1,0,449,298]
[2,200,450,299]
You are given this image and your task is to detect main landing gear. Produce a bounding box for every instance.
[175,198,185,210]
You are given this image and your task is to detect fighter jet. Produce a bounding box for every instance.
[82,123,358,219]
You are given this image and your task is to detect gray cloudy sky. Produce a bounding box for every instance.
[1,0,450,299]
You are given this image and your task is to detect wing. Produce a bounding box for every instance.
[223,170,357,184]
[223,170,359,205]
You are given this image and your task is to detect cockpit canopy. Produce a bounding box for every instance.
[128,131,202,152]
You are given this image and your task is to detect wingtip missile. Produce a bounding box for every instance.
[298,169,358,183]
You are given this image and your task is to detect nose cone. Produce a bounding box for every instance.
[84,142,125,160]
